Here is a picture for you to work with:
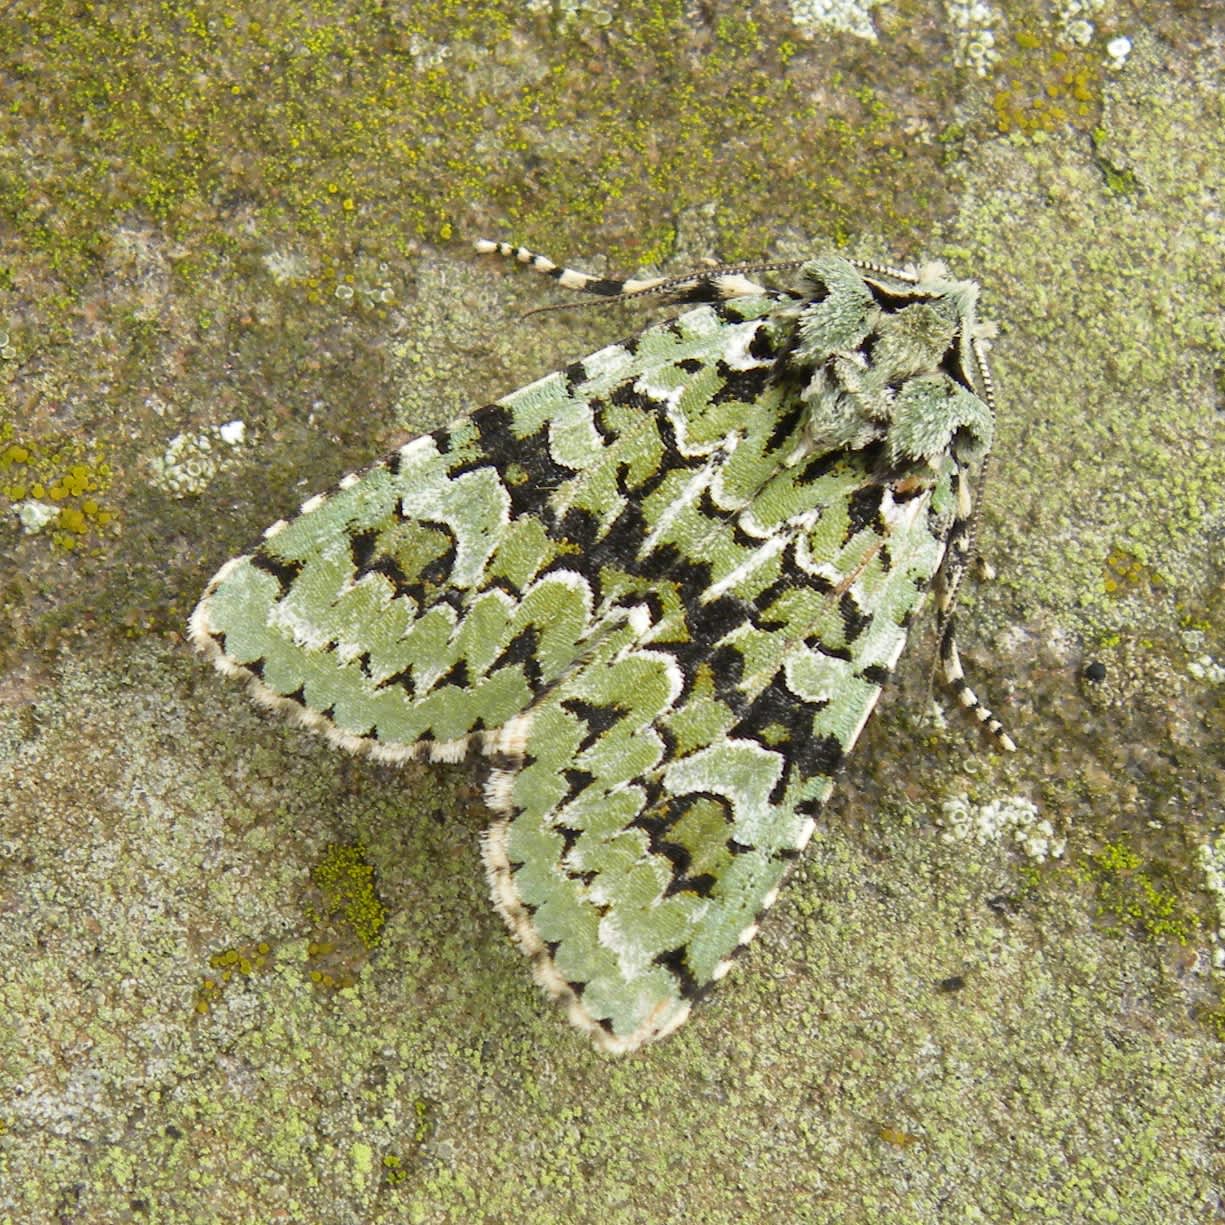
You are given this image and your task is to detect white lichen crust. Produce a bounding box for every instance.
[939,795,1064,863]
[191,240,1011,1051]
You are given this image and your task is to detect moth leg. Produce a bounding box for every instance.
[475,237,777,306]
[935,561,1014,749]
[938,620,1016,752]
[931,466,1016,752]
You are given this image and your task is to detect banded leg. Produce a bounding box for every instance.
[475,238,777,305]
[931,467,1015,752]
[938,618,1016,752]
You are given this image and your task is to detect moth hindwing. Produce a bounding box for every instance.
[190,240,1012,1053]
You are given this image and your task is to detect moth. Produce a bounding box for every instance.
[190,239,1013,1052]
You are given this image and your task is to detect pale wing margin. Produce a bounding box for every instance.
[190,425,559,764]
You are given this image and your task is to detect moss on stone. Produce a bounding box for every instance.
[0,3,1221,1221]
[309,841,389,951]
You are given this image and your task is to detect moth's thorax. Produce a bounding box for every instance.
[780,261,992,470]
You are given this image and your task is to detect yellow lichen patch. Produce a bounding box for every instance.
[0,423,118,550]
[192,940,274,1015]
[304,938,357,992]
[1088,842,1199,945]
[878,1124,921,1148]
[992,36,1104,136]
[1103,547,1163,595]
[308,842,388,950]
[301,843,389,995]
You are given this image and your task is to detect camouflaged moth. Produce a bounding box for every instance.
[191,240,1013,1051]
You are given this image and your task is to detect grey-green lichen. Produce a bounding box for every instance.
[149,420,249,498]
[787,0,885,43]
[1,0,1222,1220]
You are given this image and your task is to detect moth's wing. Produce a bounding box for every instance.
[480,398,953,1051]
[189,294,785,764]
[190,415,564,762]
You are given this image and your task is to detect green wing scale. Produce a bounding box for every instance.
[191,249,1006,1050]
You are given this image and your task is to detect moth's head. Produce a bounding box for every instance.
[869,297,963,382]
[884,373,994,470]
[893,266,999,428]
[881,277,994,466]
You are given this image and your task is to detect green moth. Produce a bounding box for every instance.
[190,240,1013,1052]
